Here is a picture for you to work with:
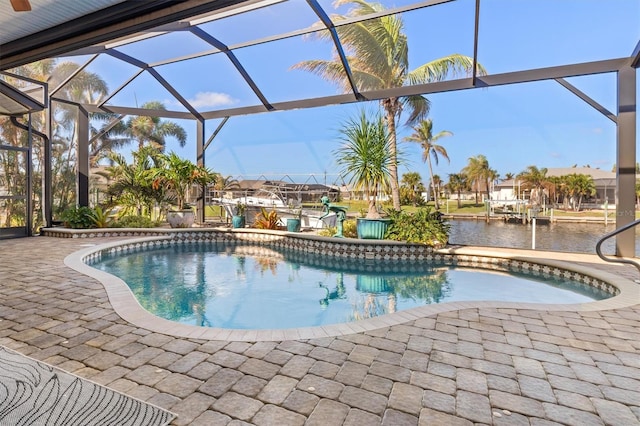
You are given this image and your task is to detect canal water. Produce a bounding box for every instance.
[448,219,639,256]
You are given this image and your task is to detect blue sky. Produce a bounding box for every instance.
[76,0,639,186]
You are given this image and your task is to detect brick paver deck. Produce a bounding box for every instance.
[1,236,638,425]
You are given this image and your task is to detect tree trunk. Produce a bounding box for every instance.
[426,155,439,210]
[384,108,401,211]
[366,188,380,219]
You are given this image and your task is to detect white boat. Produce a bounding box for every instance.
[209,189,336,229]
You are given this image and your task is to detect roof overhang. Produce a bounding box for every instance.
[0,80,46,115]
[0,0,250,71]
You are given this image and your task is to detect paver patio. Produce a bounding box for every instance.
[0,236,638,425]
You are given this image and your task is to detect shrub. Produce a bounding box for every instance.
[61,206,96,229]
[385,207,450,246]
[90,206,113,228]
[317,219,358,238]
[253,208,280,230]
[109,215,158,228]
[400,187,427,206]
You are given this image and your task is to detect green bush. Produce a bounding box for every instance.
[399,187,427,207]
[317,219,358,238]
[385,207,450,246]
[61,206,96,229]
[252,208,280,230]
[109,215,158,228]
[90,206,113,228]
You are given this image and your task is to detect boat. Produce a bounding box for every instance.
[208,189,336,229]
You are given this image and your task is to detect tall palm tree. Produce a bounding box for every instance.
[334,110,393,218]
[293,0,485,211]
[126,101,187,150]
[517,165,548,206]
[447,173,469,208]
[462,155,494,206]
[403,119,452,210]
[90,102,188,165]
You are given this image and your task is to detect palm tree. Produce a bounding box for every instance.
[89,117,132,167]
[126,101,187,151]
[462,155,494,206]
[401,171,423,206]
[151,152,216,211]
[565,173,595,211]
[503,172,515,181]
[447,173,469,208]
[546,175,564,208]
[293,0,485,211]
[106,146,165,218]
[213,174,240,192]
[432,174,443,203]
[517,165,548,206]
[403,119,452,210]
[211,174,241,217]
[334,110,393,219]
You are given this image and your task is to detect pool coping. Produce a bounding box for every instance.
[63,232,640,342]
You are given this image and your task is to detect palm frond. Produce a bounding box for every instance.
[290,60,351,92]
[401,95,429,126]
[408,54,482,84]
[158,122,187,147]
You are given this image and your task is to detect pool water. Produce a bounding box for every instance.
[89,242,609,330]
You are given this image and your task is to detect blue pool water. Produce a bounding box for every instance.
[89,243,609,330]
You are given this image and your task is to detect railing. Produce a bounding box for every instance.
[595,218,640,280]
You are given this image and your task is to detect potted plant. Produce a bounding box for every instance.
[152,152,216,228]
[232,202,246,228]
[286,205,302,232]
[335,109,394,239]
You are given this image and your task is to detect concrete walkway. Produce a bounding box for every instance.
[0,236,638,425]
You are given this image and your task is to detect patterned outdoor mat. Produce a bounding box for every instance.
[0,346,175,425]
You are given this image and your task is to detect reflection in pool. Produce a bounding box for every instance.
[89,242,609,330]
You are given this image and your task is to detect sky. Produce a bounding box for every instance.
[71,0,640,187]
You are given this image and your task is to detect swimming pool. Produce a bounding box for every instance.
[88,241,611,330]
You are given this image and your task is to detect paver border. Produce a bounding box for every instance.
[63,231,639,342]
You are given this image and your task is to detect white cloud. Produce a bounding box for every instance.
[187,91,236,108]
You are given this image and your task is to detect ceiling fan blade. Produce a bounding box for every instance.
[10,0,31,12]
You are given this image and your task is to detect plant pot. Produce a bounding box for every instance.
[356,218,391,239]
[232,215,245,229]
[286,218,301,232]
[167,210,195,228]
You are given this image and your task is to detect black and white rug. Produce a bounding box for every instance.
[0,346,175,425]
